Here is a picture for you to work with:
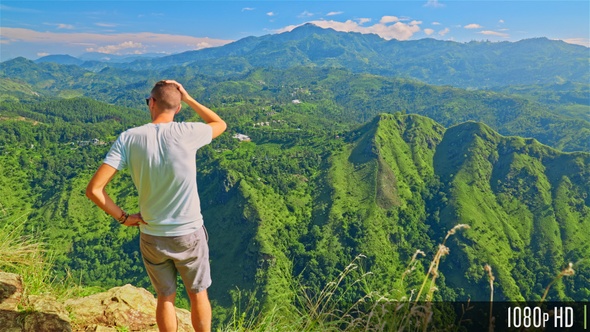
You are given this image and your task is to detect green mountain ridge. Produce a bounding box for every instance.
[1,99,589,324]
[192,112,590,307]
[117,24,589,88]
[1,64,587,152]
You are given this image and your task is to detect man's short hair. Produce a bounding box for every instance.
[151,80,181,111]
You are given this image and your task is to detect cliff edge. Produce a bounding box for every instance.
[0,272,193,331]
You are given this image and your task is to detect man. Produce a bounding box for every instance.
[86,80,226,332]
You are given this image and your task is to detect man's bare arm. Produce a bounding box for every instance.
[166,80,227,138]
[86,164,145,227]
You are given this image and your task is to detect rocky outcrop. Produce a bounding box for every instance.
[65,284,192,331]
[0,272,71,331]
[0,272,192,331]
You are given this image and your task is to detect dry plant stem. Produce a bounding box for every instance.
[301,254,365,330]
[414,224,469,304]
[414,249,440,304]
[485,264,495,332]
[540,263,575,302]
[401,250,425,287]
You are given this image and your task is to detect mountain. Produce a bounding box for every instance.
[78,52,167,62]
[122,24,589,89]
[1,61,588,152]
[35,54,84,66]
[198,113,590,304]
[4,24,588,91]
[489,82,590,123]
[2,96,588,310]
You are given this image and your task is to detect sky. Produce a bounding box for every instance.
[1,0,589,61]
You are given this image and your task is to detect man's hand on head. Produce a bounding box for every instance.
[165,80,191,102]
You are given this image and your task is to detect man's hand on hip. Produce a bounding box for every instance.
[122,213,147,227]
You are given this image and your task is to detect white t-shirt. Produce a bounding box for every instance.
[104,122,213,236]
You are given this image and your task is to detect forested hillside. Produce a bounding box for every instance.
[1,95,588,311]
[1,62,589,152]
[0,25,588,326]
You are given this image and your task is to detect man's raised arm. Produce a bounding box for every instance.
[166,80,227,138]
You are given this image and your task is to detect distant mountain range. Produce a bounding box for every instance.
[1,59,588,152]
[29,24,589,89]
[35,52,167,65]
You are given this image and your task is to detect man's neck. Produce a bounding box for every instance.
[151,114,174,124]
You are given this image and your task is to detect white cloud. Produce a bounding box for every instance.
[0,4,41,13]
[37,52,49,57]
[438,28,450,36]
[464,24,483,29]
[276,16,422,41]
[424,28,435,36]
[44,22,74,29]
[95,23,118,28]
[380,16,399,24]
[242,7,255,11]
[499,19,505,24]
[299,11,314,18]
[562,38,589,47]
[479,30,509,38]
[326,11,343,16]
[357,18,372,25]
[424,0,445,8]
[86,41,144,54]
[0,27,233,55]
[267,12,275,17]
[57,24,75,30]
[432,22,441,26]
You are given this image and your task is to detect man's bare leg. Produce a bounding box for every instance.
[156,292,177,332]
[188,289,211,332]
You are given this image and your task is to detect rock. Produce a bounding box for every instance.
[0,273,193,331]
[0,272,71,331]
[23,295,71,332]
[0,272,23,310]
[66,284,156,330]
[83,325,118,331]
[0,272,24,331]
[66,284,193,331]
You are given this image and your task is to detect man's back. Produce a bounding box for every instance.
[104,121,212,236]
[86,80,225,332]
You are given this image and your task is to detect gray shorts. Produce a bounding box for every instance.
[140,226,211,297]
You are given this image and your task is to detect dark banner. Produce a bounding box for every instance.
[355,301,589,332]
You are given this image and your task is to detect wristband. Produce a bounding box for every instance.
[117,211,129,224]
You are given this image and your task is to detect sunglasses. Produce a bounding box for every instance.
[145,97,156,106]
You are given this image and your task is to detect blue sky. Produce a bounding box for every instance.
[1,1,588,61]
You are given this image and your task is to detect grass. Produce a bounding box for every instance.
[217,222,580,332]
[0,212,579,331]
[0,213,49,297]
[0,213,92,302]
[217,224,473,332]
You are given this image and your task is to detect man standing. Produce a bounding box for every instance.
[86,80,226,332]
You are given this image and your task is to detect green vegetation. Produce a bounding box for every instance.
[1,93,588,321]
[490,82,589,122]
[0,28,588,328]
[2,61,588,152]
